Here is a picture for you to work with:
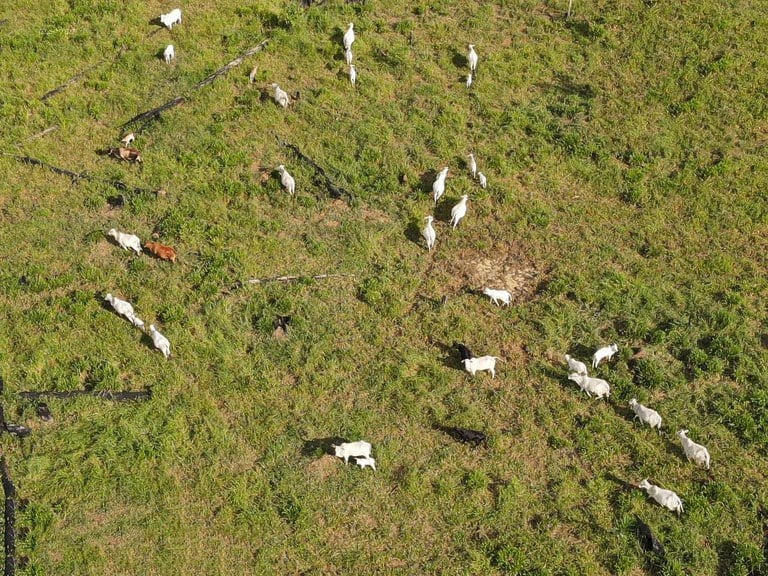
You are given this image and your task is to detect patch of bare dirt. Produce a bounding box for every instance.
[448,245,543,302]
[306,455,338,480]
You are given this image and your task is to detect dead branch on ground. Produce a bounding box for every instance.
[122,40,268,129]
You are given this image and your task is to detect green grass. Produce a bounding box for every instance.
[1,0,767,574]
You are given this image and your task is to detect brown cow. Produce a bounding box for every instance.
[144,241,177,263]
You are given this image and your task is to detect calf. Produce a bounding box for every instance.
[462,355,499,379]
[592,343,619,368]
[568,372,610,399]
[163,44,175,64]
[333,440,371,464]
[144,241,177,263]
[482,287,512,307]
[355,456,376,471]
[149,324,171,359]
[107,229,142,254]
[676,430,710,469]
[104,293,145,328]
[160,8,182,29]
[629,399,662,430]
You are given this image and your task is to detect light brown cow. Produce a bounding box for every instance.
[144,241,177,263]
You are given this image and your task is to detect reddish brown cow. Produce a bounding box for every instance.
[144,241,177,263]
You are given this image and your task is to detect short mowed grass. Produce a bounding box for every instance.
[1,0,767,574]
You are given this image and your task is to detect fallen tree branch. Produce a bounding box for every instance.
[1,153,155,196]
[0,457,16,576]
[228,273,355,292]
[41,47,126,101]
[276,138,354,201]
[122,40,268,129]
[28,125,59,140]
[19,390,151,401]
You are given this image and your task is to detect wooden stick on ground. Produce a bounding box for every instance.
[0,457,16,576]
[122,40,269,129]
[227,273,355,292]
[276,138,354,201]
[1,153,155,195]
[19,390,151,401]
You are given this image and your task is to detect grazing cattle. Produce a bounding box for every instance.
[144,241,177,263]
[345,47,353,66]
[568,372,610,399]
[467,44,478,71]
[629,399,662,430]
[437,425,487,446]
[462,355,499,378]
[104,293,145,328]
[592,343,619,368]
[276,164,295,195]
[450,195,469,229]
[466,72,473,88]
[349,64,356,86]
[355,456,376,471]
[638,479,683,515]
[676,430,711,469]
[565,354,588,376]
[422,216,436,251]
[453,342,473,361]
[468,153,477,178]
[432,167,448,203]
[333,440,371,464]
[478,172,487,189]
[149,324,171,359]
[482,287,511,307]
[164,44,175,64]
[271,83,291,108]
[343,22,355,51]
[109,147,142,163]
[160,8,182,29]
[107,229,142,254]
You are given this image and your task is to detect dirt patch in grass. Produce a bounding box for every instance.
[306,455,339,481]
[447,244,543,302]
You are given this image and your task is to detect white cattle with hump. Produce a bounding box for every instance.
[462,355,500,379]
[333,441,371,464]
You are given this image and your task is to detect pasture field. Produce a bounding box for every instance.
[0,0,767,574]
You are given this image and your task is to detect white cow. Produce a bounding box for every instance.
[333,441,371,464]
[104,294,145,328]
[564,354,588,376]
[568,373,610,399]
[677,430,711,469]
[482,287,511,307]
[271,83,291,108]
[107,229,142,254]
[629,399,662,430]
[422,216,436,251]
[432,167,449,203]
[462,356,500,379]
[149,324,171,359]
[276,165,295,195]
[592,343,619,368]
[467,44,478,71]
[450,195,468,229]
[343,23,355,51]
[638,479,683,514]
[160,8,182,30]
